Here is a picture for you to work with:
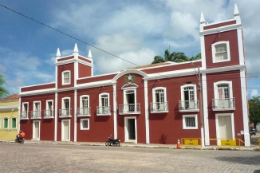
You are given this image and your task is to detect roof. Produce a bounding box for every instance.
[0,94,19,103]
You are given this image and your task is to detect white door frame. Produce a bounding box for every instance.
[61,119,70,141]
[215,113,235,145]
[32,120,40,140]
[124,116,137,143]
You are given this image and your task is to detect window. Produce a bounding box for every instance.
[45,100,53,117]
[61,97,71,117]
[22,102,29,118]
[213,81,234,109]
[180,84,198,111]
[3,118,8,129]
[80,95,90,116]
[33,101,41,118]
[80,118,90,130]
[212,41,231,63]
[11,118,17,129]
[183,115,198,129]
[62,71,71,85]
[124,89,136,112]
[97,93,110,115]
[151,87,168,112]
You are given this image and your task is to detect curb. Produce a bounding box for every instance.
[1,140,259,151]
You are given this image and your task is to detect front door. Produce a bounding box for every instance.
[62,120,70,141]
[217,115,232,145]
[125,117,136,143]
[33,121,40,140]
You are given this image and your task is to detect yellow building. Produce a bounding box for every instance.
[0,94,19,140]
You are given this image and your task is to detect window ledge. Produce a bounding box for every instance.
[212,108,235,111]
[119,112,140,115]
[179,109,199,113]
[150,111,169,114]
[31,117,42,120]
[77,115,91,117]
[96,114,111,116]
[43,117,54,119]
[20,118,29,120]
[59,115,72,118]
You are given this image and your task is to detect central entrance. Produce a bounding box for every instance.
[33,120,40,140]
[124,117,137,143]
[61,120,70,141]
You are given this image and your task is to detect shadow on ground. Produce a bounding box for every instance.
[216,155,260,165]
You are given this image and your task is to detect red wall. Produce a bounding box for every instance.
[77,86,114,142]
[204,30,239,68]
[57,63,74,89]
[20,93,55,140]
[206,70,244,144]
[78,63,92,78]
[57,91,75,141]
[21,83,55,92]
[204,20,236,30]
[148,76,201,144]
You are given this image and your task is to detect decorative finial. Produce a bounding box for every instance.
[73,43,79,53]
[56,48,61,58]
[200,12,205,24]
[234,3,239,16]
[88,50,92,58]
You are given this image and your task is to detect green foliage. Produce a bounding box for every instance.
[0,74,9,98]
[249,96,260,126]
[151,49,201,64]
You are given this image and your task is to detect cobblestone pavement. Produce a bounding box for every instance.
[0,142,259,173]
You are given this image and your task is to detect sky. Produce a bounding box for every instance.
[0,0,259,98]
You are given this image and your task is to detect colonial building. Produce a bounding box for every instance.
[19,5,250,146]
[0,94,19,140]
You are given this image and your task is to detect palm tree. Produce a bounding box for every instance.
[0,74,9,98]
[152,49,190,64]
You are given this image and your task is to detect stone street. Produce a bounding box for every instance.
[0,142,259,173]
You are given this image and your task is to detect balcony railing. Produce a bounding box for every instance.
[44,110,54,119]
[77,107,91,117]
[59,108,72,118]
[31,110,42,119]
[96,106,111,116]
[20,111,29,119]
[179,100,199,112]
[212,98,235,111]
[150,102,168,113]
[119,103,140,114]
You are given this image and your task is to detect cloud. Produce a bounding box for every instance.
[251,89,259,98]
[5,78,25,94]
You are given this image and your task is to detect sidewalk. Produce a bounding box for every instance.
[1,139,259,151]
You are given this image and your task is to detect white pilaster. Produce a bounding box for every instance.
[202,73,209,145]
[74,89,77,142]
[113,83,118,138]
[54,92,58,141]
[240,69,250,146]
[144,79,150,144]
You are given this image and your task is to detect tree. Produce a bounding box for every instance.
[0,74,9,98]
[190,53,201,61]
[249,96,260,127]
[152,49,190,64]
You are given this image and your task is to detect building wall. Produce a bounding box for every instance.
[0,101,19,140]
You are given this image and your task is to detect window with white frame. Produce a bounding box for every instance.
[123,88,137,112]
[62,97,70,116]
[3,117,8,129]
[22,102,29,118]
[152,87,167,112]
[212,41,231,63]
[33,101,41,118]
[180,84,197,110]
[183,115,198,129]
[45,100,53,117]
[62,71,71,85]
[214,81,233,109]
[80,95,90,115]
[80,118,90,130]
[98,93,110,115]
[11,118,17,129]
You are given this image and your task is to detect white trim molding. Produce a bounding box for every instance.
[215,113,235,146]
[113,83,118,139]
[144,80,149,144]
[80,118,90,130]
[212,41,231,63]
[182,114,198,129]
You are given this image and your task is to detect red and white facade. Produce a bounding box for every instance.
[19,5,250,146]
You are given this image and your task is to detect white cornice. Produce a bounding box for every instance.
[0,105,19,111]
[19,65,245,96]
[55,58,92,67]
[200,24,242,36]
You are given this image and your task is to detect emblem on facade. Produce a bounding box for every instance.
[121,74,138,89]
